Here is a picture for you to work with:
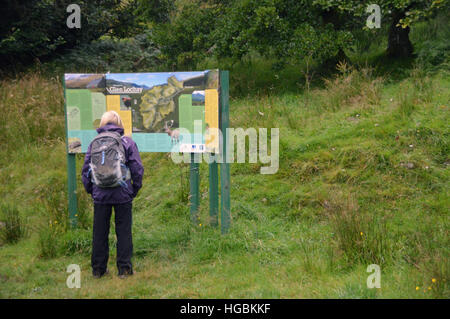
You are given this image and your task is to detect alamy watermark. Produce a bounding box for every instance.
[66,3,382,30]
[66,264,81,288]
[169,121,279,175]
[366,4,381,29]
[66,4,81,29]
[367,264,381,289]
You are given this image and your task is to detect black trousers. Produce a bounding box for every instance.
[92,202,133,274]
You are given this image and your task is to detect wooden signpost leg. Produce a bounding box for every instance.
[63,77,78,229]
[209,159,219,227]
[67,153,78,228]
[220,71,231,234]
[190,153,200,224]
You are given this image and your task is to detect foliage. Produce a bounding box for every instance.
[48,30,161,73]
[0,0,140,69]
[313,0,448,27]
[150,0,356,69]
[287,23,353,65]
[414,12,450,71]
[134,0,175,24]
[152,1,220,69]
[313,0,450,56]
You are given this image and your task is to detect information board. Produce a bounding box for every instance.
[64,70,220,153]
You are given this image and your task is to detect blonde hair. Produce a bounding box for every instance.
[99,111,123,128]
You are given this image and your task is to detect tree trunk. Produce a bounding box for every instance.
[323,48,350,70]
[387,11,413,58]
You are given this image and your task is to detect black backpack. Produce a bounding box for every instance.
[89,131,130,188]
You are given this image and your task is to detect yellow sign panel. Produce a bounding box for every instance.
[205,89,219,152]
[118,111,132,136]
[105,95,132,135]
[106,95,121,112]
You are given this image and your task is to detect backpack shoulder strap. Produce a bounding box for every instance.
[91,131,122,147]
[98,131,122,142]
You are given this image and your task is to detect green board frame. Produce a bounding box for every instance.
[63,70,231,233]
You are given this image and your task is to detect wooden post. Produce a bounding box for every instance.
[63,77,78,228]
[67,154,78,228]
[208,158,219,227]
[219,71,231,234]
[190,153,200,224]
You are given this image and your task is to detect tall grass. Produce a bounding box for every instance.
[0,204,27,245]
[317,62,383,111]
[396,65,436,117]
[325,192,393,266]
[0,72,65,161]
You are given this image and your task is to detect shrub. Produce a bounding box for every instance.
[47,31,161,74]
[417,40,450,72]
[0,204,27,245]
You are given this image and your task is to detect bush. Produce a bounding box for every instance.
[47,31,161,74]
[0,204,27,245]
[417,40,450,71]
[0,0,140,71]
[411,12,450,72]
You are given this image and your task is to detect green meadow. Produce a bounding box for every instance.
[0,18,448,298]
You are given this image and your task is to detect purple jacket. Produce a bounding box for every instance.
[81,124,144,204]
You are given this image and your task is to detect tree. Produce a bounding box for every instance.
[0,0,140,69]
[313,0,449,57]
[134,0,175,24]
[152,1,222,69]
[163,0,355,67]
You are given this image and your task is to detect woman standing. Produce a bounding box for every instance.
[81,111,144,279]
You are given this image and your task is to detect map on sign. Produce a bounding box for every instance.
[64,70,220,154]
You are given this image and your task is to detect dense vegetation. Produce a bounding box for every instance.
[1,0,448,74]
[0,1,448,298]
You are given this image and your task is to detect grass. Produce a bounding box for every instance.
[0,63,448,298]
[0,16,449,297]
[0,204,28,245]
